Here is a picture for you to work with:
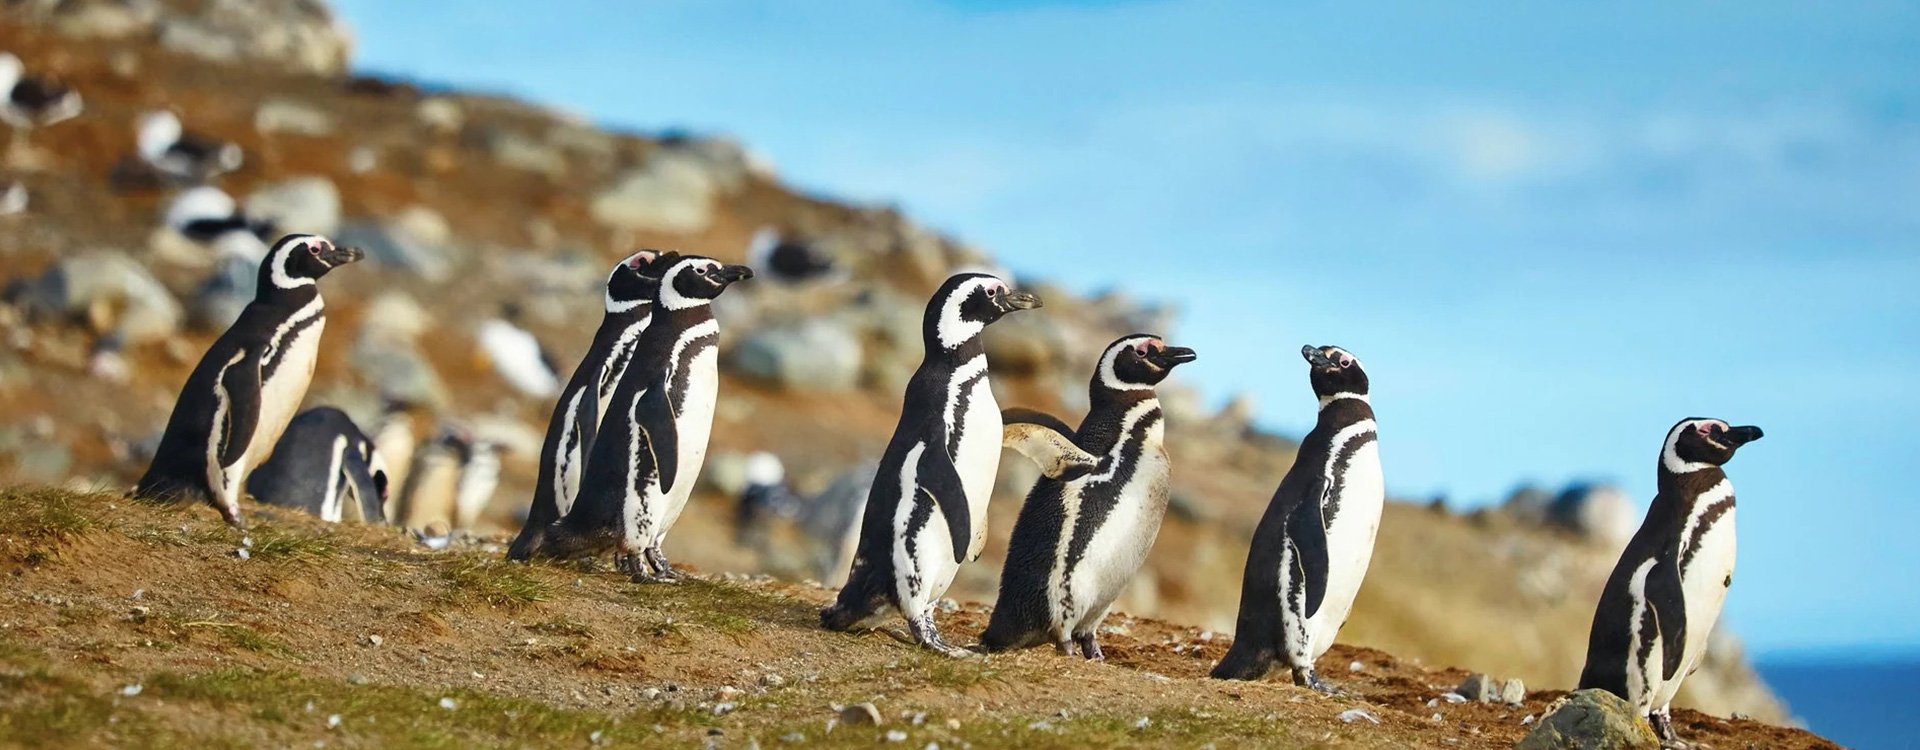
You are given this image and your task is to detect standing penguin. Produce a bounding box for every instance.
[981,334,1196,658]
[1579,418,1762,747]
[249,407,390,523]
[133,235,363,527]
[542,253,753,580]
[820,273,1042,656]
[1212,345,1383,691]
[506,250,662,560]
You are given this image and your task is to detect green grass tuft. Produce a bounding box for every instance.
[244,524,339,562]
[0,488,108,563]
[437,557,552,610]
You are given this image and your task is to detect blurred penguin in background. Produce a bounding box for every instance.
[795,460,878,586]
[746,227,838,284]
[136,110,242,183]
[476,303,561,398]
[734,451,799,550]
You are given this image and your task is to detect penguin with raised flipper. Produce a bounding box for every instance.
[506,249,663,560]
[132,235,363,528]
[250,407,390,523]
[542,254,753,581]
[1579,417,1762,748]
[982,334,1196,659]
[1212,345,1384,692]
[820,273,1042,657]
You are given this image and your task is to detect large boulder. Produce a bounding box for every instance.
[244,176,341,236]
[12,251,182,347]
[1549,483,1640,548]
[588,150,720,235]
[728,319,863,392]
[1517,689,1658,750]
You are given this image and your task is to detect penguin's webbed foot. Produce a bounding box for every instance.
[1074,633,1105,661]
[1651,709,1694,749]
[1053,638,1078,657]
[908,614,973,659]
[1292,667,1342,696]
[644,547,683,583]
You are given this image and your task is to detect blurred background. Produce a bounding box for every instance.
[0,1,1912,746]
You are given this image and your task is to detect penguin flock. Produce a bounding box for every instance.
[129,233,1762,749]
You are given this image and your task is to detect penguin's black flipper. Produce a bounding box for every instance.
[215,347,264,468]
[921,440,972,564]
[634,384,680,493]
[1284,474,1332,618]
[1647,552,1689,681]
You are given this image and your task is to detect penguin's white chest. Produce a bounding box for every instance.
[248,314,325,466]
[1663,483,1736,704]
[1056,417,1170,628]
[1306,423,1384,650]
[950,357,1001,560]
[656,340,719,531]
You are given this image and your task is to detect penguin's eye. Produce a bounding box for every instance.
[1338,357,1354,369]
[695,266,709,276]
[307,243,323,256]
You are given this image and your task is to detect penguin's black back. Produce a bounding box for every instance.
[509,311,642,559]
[134,288,317,502]
[250,407,381,521]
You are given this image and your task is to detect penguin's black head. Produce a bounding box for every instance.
[657,254,753,309]
[258,233,363,295]
[1663,418,1764,472]
[925,272,1040,351]
[1303,344,1369,400]
[1098,333,1196,390]
[604,249,666,313]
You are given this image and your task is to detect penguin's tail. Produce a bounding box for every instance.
[820,569,886,632]
[524,522,612,562]
[1210,641,1278,681]
[976,607,1044,653]
[130,471,207,506]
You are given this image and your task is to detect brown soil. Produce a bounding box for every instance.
[0,489,1838,749]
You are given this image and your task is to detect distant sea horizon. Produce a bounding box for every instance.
[1756,649,1920,750]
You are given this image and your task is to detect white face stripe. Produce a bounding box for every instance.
[1662,420,1718,474]
[1097,336,1158,391]
[268,237,319,289]
[659,258,722,310]
[935,277,1002,350]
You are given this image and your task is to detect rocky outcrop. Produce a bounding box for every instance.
[1518,689,1659,750]
[10,0,354,75]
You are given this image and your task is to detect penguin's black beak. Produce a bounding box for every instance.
[1720,425,1764,447]
[998,290,1042,313]
[321,245,365,267]
[1301,345,1334,368]
[716,264,754,286]
[1148,346,1198,369]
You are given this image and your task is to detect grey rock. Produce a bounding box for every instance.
[470,125,568,177]
[1516,689,1658,750]
[1502,485,1555,525]
[416,98,464,134]
[190,256,257,331]
[336,209,457,283]
[728,320,863,391]
[837,702,883,726]
[244,176,341,236]
[589,150,719,234]
[1550,483,1639,547]
[1456,673,1496,702]
[254,98,335,136]
[17,251,182,347]
[1501,677,1528,705]
[34,0,163,38]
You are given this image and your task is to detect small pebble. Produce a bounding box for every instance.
[326,715,341,729]
[838,702,882,726]
[1348,660,1364,673]
[1441,692,1468,704]
[1133,717,1151,730]
[235,548,251,561]
[884,729,907,742]
[1337,708,1379,725]
[439,697,457,710]
[713,702,737,716]
[119,684,142,697]
[367,634,383,647]
[1499,677,1526,705]
[1521,714,1536,726]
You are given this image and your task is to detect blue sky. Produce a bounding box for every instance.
[333,0,1920,655]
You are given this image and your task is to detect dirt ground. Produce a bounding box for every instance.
[0,489,1838,749]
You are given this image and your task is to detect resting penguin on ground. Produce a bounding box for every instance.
[540,253,753,580]
[133,235,364,528]
[1579,417,1762,748]
[250,407,390,523]
[981,334,1196,659]
[506,249,663,560]
[820,273,1043,657]
[1212,345,1383,691]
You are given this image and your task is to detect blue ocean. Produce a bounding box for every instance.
[1758,655,1920,750]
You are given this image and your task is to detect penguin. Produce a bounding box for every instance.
[746,227,837,283]
[137,110,243,183]
[506,250,663,560]
[1578,417,1763,748]
[797,460,879,586]
[1212,345,1384,691]
[390,426,468,536]
[249,407,391,523]
[450,436,502,532]
[132,234,363,528]
[164,186,277,263]
[371,403,417,520]
[819,273,1042,657]
[0,52,82,131]
[541,253,754,581]
[980,334,1197,659]
[477,303,563,398]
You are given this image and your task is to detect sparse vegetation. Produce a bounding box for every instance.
[0,488,107,564]
[435,557,552,610]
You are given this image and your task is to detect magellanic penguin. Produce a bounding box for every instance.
[981,334,1196,658]
[249,407,390,523]
[0,52,83,132]
[137,110,243,183]
[820,273,1043,657]
[133,235,364,527]
[1579,417,1763,748]
[1212,345,1384,691]
[542,253,753,581]
[507,249,664,560]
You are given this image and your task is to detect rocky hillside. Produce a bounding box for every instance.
[0,0,1792,734]
[0,489,1839,749]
